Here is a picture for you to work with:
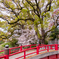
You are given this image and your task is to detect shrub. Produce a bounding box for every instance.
[10,38,19,47]
[45,40,48,44]
[0,41,4,44]
[2,42,12,48]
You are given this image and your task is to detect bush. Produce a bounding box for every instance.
[10,38,19,47]
[45,40,48,44]
[0,41,4,44]
[1,39,19,49]
[2,42,12,48]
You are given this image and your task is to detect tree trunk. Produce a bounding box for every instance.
[41,38,45,44]
[41,27,45,44]
[35,32,41,46]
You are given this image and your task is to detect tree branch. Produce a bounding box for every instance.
[2,1,18,17]
[9,18,35,24]
[26,0,40,17]
[35,0,41,14]
[0,17,34,24]
[0,17,9,23]
[12,0,24,10]
[44,0,52,13]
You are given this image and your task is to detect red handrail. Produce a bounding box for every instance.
[0,44,59,59]
[0,55,6,59]
[0,50,4,56]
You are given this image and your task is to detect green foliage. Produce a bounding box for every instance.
[10,4,15,10]
[22,9,28,12]
[50,6,53,12]
[0,41,4,44]
[45,40,48,44]
[24,2,29,8]
[19,20,25,25]
[29,26,32,30]
[15,17,18,21]
[2,42,12,47]
[41,12,44,16]
[0,39,19,50]
[0,0,58,44]
[44,12,50,18]
[50,27,59,40]
[34,15,39,20]
[57,1,59,5]
[27,20,33,25]
[1,39,19,48]
[10,38,19,47]
[34,20,38,25]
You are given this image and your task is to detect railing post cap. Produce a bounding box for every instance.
[5,45,9,48]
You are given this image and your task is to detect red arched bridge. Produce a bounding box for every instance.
[0,44,59,59]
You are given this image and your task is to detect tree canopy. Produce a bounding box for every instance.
[0,0,59,44]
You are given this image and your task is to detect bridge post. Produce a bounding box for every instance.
[55,44,58,50]
[20,45,22,51]
[30,45,31,48]
[37,45,39,54]
[47,46,49,52]
[4,45,9,59]
[50,45,52,49]
[24,51,26,59]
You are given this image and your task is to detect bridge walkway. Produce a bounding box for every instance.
[9,49,55,59]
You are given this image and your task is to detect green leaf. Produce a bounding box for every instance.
[41,12,44,16]
[22,9,28,12]
[57,1,59,5]
[15,17,18,21]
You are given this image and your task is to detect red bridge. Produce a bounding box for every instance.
[0,44,59,59]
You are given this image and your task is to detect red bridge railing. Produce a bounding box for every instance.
[0,44,59,59]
